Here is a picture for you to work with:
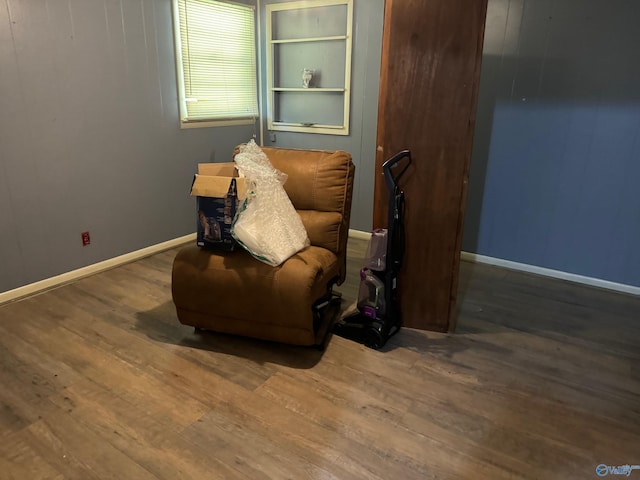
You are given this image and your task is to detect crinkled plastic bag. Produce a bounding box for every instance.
[231,140,310,266]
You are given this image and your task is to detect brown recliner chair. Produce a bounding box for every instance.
[171,146,355,346]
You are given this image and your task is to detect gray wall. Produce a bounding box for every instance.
[0,0,256,293]
[259,0,384,232]
[464,0,640,287]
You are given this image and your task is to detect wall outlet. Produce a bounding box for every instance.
[81,231,91,246]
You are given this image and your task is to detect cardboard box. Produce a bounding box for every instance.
[191,163,247,251]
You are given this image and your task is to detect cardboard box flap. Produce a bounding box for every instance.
[198,162,238,177]
[191,174,247,200]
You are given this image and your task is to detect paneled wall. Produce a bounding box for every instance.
[0,0,256,293]
[464,0,640,287]
[6,0,635,296]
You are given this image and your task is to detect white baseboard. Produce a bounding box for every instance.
[0,233,196,306]
[349,230,639,296]
[4,231,636,306]
[461,252,640,296]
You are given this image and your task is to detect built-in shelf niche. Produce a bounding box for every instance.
[266,0,353,135]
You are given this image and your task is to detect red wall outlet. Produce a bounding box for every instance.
[81,231,91,246]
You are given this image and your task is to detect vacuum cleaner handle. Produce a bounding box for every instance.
[382,150,410,275]
[382,149,412,193]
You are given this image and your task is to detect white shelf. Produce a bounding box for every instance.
[272,87,345,92]
[271,35,347,44]
[271,122,346,136]
[272,122,344,129]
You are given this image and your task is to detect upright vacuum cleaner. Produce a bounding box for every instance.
[333,149,411,349]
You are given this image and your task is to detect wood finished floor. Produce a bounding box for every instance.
[1,237,639,479]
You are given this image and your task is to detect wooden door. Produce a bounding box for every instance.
[374,0,488,331]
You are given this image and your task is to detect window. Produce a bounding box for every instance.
[173,0,258,127]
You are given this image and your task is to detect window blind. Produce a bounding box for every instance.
[175,0,258,122]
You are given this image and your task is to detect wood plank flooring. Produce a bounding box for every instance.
[1,237,639,479]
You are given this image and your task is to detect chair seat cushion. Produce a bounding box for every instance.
[171,244,340,344]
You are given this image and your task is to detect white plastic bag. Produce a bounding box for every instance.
[231,140,310,266]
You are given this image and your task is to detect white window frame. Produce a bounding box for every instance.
[172,0,259,129]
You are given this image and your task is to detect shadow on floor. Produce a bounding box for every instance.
[134,301,325,369]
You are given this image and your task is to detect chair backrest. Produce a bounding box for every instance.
[260,146,355,283]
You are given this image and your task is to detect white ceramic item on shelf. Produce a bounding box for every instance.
[302,68,314,88]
